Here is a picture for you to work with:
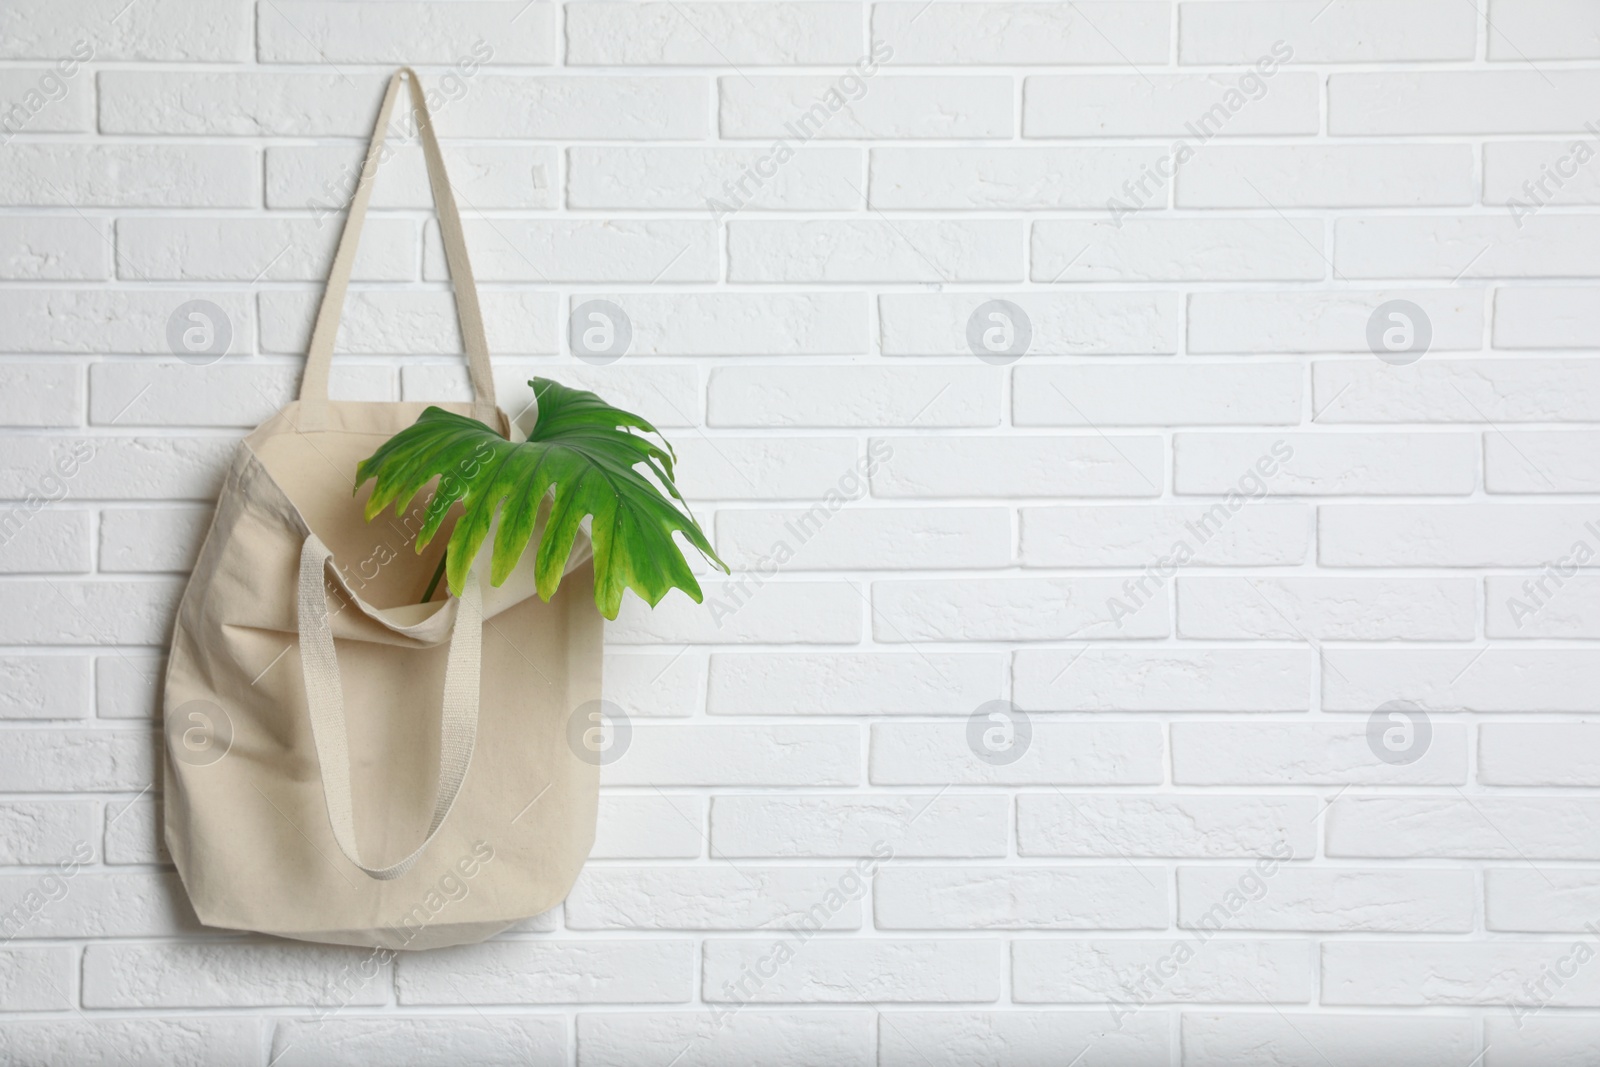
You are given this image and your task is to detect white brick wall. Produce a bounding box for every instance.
[3,0,1598,1063]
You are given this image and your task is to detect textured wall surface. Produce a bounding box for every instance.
[3,0,1600,1063]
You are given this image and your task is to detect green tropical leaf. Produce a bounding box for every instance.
[355,377,727,620]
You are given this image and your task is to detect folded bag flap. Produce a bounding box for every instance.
[309,502,594,645]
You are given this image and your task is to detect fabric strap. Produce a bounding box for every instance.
[297,533,483,880]
[298,67,497,430]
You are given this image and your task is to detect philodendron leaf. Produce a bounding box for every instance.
[354,377,727,620]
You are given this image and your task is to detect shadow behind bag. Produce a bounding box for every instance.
[162,68,602,949]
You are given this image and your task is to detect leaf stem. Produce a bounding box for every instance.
[421,554,448,604]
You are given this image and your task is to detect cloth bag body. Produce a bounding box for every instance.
[163,68,602,949]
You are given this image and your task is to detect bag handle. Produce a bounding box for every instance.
[297,533,482,881]
[298,67,498,431]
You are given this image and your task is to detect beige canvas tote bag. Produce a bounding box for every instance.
[163,68,603,949]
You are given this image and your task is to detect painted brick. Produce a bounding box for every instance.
[1033,219,1327,282]
[1014,364,1302,426]
[259,290,558,355]
[562,293,868,356]
[1023,74,1320,137]
[1494,287,1600,348]
[869,721,1165,785]
[1180,1,1474,62]
[1190,289,1484,353]
[1017,795,1318,858]
[102,72,709,138]
[874,866,1167,930]
[0,800,96,862]
[258,2,554,64]
[269,1016,566,1067]
[1319,505,1600,567]
[729,220,1022,283]
[397,941,694,1004]
[577,1011,872,1067]
[1018,505,1310,568]
[707,652,1003,716]
[1323,942,1600,1006]
[1182,1013,1477,1067]
[1314,359,1600,423]
[568,146,860,211]
[716,506,1012,570]
[871,147,1173,209]
[84,943,390,1008]
[95,655,165,720]
[878,1010,1169,1067]
[1323,649,1600,713]
[597,725,860,786]
[710,794,1008,859]
[1479,723,1600,785]
[1327,797,1600,859]
[1176,432,1477,495]
[721,76,1013,140]
[707,366,1000,428]
[1486,869,1600,932]
[1013,939,1314,1004]
[1336,215,1600,278]
[1483,1015,1600,1067]
[267,144,556,210]
[1014,649,1313,712]
[872,577,1169,641]
[0,0,249,60]
[1172,722,1469,786]
[592,796,704,860]
[0,656,89,720]
[0,290,254,354]
[0,144,255,207]
[567,3,862,65]
[1177,867,1474,932]
[425,219,717,283]
[1176,577,1478,640]
[1178,145,1475,207]
[869,436,1164,499]
[879,291,1180,356]
[567,865,863,930]
[1330,71,1600,134]
[0,1019,260,1067]
[702,938,1004,1002]
[876,2,1169,65]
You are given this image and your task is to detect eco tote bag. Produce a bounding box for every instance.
[164,68,602,950]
